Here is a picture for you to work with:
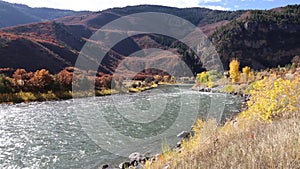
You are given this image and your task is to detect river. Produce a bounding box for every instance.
[0,85,242,168]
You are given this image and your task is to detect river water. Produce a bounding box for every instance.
[0,85,242,168]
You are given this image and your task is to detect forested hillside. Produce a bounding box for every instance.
[0,4,299,75]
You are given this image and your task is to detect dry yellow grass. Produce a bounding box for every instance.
[146,69,300,169]
[149,118,299,169]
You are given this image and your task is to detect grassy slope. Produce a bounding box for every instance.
[146,67,300,169]
[156,118,299,169]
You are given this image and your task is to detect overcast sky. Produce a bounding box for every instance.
[3,0,299,11]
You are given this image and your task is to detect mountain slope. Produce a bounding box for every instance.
[0,1,86,28]
[211,5,300,70]
[0,31,72,72]
[57,5,243,30]
[0,5,299,76]
[0,5,243,74]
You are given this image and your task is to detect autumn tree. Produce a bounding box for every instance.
[242,66,250,75]
[29,69,54,91]
[75,76,93,91]
[161,75,170,83]
[241,66,251,82]
[57,69,73,90]
[248,71,255,82]
[229,59,240,83]
[95,74,112,89]
[153,75,163,84]
[196,71,209,83]
[207,70,220,82]
[11,69,33,91]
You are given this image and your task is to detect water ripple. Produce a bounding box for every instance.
[0,86,242,168]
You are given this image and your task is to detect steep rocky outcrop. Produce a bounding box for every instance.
[211,5,300,70]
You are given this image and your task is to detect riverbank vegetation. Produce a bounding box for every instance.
[0,67,174,103]
[0,67,110,103]
[147,59,300,168]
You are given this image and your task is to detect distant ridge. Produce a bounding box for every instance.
[0,0,87,28]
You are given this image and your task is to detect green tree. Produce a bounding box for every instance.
[196,71,209,83]
[0,74,12,93]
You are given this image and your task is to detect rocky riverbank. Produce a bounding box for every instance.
[100,130,194,169]
[100,86,248,169]
[192,85,251,102]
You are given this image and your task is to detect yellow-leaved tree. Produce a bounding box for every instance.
[229,59,240,82]
[241,66,251,82]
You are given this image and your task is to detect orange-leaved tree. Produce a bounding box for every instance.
[57,69,73,90]
[12,69,33,91]
[95,74,112,89]
[29,69,54,91]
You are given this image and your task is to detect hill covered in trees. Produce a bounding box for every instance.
[0,4,299,76]
[0,5,244,75]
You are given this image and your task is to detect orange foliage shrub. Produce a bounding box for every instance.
[11,69,33,91]
[57,69,73,90]
[95,74,112,89]
[29,69,54,91]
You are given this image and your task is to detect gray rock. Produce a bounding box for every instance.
[101,164,113,169]
[130,160,138,166]
[119,162,130,169]
[177,131,190,139]
[129,152,144,162]
[144,152,151,160]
